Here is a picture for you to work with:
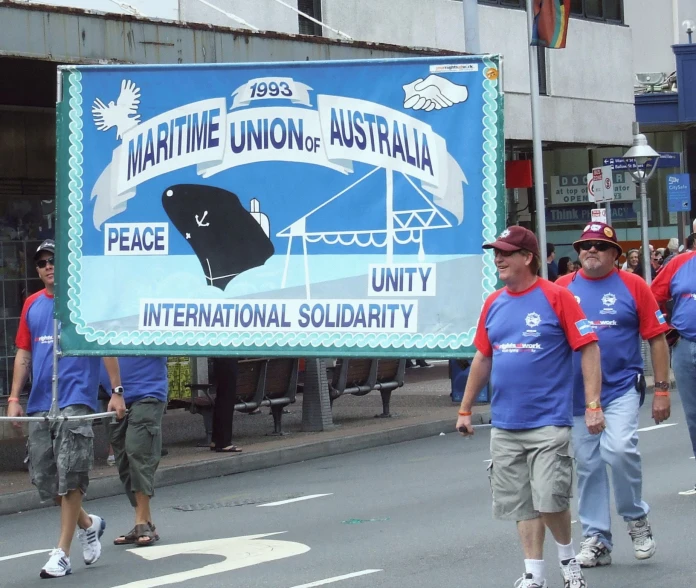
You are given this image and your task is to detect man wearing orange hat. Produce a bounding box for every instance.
[456,226,602,588]
[557,222,671,569]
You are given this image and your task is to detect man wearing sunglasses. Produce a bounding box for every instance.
[556,223,670,570]
[7,239,127,579]
[456,226,602,588]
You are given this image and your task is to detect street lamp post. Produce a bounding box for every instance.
[624,123,660,284]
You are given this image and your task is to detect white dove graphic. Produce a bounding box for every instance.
[92,79,141,139]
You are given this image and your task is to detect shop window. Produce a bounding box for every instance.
[298,0,323,36]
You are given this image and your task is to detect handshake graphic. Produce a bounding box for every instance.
[403,75,469,112]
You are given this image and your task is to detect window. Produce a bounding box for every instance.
[537,47,548,95]
[571,0,623,22]
[481,0,623,23]
[298,0,322,36]
[478,0,526,7]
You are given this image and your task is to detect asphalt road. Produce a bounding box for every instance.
[0,395,694,588]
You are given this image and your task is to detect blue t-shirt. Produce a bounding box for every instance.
[557,269,668,416]
[100,357,168,405]
[17,290,100,414]
[474,279,598,430]
[652,251,696,341]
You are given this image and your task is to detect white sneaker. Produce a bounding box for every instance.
[40,548,72,579]
[678,485,696,496]
[575,535,612,567]
[560,558,586,588]
[77,514,106,565]
[627,517,656,560]
[514,573,548,588]
[107,454,116,466]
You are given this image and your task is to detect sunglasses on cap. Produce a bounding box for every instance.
[36,257,54,269]
[578,241,613,252]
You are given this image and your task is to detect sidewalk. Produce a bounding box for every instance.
[0,363,672,516]
[0,361,490,516]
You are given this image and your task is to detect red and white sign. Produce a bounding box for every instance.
[591,208,607,224]
[588,166,615,203]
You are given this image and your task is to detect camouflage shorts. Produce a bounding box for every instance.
[27,405,94,502]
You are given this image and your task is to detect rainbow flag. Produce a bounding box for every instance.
[531,0,571,49]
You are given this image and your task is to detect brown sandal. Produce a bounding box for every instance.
[114,522,159,546]
[134,523,159,547]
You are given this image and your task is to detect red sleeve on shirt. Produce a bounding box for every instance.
[554,273,574,289]
[618,270,670,340]
[651,251,696,303]
[539,280,598,351]
[15,290,44,351]
[473,289,504,357]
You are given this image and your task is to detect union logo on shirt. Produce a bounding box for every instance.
[523,312,542,337]
[34,335,54,345]
[600,292,617,315]
[655,310,666,324]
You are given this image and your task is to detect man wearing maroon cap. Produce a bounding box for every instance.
[556,222,670,569]
[456,225,603,588]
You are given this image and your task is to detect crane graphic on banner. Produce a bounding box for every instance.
[276,166,459,299]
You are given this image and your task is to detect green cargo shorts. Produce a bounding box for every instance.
[109,397,165,507]
[27,405,95,502]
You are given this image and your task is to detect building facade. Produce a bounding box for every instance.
[0,0,660,394]
[627,0,696,250]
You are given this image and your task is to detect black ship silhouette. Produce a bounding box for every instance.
[162,184,274,290]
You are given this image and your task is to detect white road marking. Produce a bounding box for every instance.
[0,549,51,562]
[637,423,678,432]
[258,494,333,507]
[288,569,383,587]
[114,533,309,587]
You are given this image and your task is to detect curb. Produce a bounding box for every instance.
[0,410,491,517]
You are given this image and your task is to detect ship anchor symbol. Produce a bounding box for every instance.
[195,211,210,227]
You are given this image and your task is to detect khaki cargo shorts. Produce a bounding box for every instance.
[27,405,95,502]
[488,425,573,521]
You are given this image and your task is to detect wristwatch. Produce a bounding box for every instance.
[654,381,670,391]
[112,386,125,396]
[586,401,601,410]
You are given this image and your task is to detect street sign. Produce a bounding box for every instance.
[586,173,595,201]
[604,157,638,171]
[591,208,607,224]
[588,166,614,203]
[667,174,692,212]
[657,152,681,169]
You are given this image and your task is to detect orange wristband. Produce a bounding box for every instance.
[586,406,602,412]
[654,391,670,397]
[7,397,19,403]
[458,410,472,416]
